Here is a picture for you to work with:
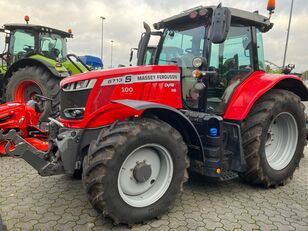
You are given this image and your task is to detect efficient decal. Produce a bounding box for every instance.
[101,73,180,86]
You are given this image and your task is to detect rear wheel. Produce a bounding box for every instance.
[5,66,60,121]
[240,89,306,187]
[82,118,189,224]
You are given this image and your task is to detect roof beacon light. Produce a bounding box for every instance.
[68,28,72,34]
[267,0,276,17]
[24,15,30,24]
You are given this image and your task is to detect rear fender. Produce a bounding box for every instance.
[224,71,308,121]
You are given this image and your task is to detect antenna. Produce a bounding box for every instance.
[282,0,294,68]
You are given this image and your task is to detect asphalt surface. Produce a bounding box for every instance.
[0,97,307,231]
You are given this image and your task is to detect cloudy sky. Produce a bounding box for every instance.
[0,0,307,72]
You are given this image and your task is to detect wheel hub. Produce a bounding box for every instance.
[265,112,298,170]
[133,161,152,183]
[117,144,174,207]
[15,80,42,102]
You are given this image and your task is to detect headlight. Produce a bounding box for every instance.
[63,108,85,119]
[192,57,204,68]
[63,79,96,91]
[76,80,87,89]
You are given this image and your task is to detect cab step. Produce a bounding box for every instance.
[219,170,238,181]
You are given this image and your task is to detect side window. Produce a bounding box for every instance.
[208,26,253,114]
[256,29,265,71]
[144,48,155,65]
[210,26,253,72]
[40,33,65,60]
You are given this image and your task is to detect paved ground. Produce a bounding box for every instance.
[1,99,307,231]
[0,148,307,231]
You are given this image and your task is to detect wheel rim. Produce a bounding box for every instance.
[117,144,174,208]
[15,80,42,102]
[265,112,298,170]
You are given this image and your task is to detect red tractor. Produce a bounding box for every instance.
[1,2,308,225]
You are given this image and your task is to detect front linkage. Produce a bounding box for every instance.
[0,129,64,176]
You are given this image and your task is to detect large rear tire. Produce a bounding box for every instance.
[240,89,306,187]
[5,66,60,121]
[82,118,189,225]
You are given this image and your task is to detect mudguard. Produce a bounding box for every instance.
[4,58,69,82]
[224,71,308,121]
[113,99,204,156]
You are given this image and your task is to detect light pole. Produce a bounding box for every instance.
[100,16,106,64]
[282,0,294,68]
[110,40,114,68]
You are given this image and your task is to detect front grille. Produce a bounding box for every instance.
[60,89,91,119]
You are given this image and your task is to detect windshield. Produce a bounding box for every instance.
[158,25,207,109]
[9,29,35,63]
[39,33,67,60]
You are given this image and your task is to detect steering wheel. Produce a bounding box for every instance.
[23,45,34,52]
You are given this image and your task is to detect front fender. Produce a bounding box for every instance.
[4,58,69,81]
[112,100,204,156]
[224,71,308,121]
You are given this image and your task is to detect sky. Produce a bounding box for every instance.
[0,0,307,72]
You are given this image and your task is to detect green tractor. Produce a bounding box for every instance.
[0,16,90,120]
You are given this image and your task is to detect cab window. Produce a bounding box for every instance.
[9,30,35,62]
[40,33,67,60]
[158,26,206,109]
[208,25,253,113]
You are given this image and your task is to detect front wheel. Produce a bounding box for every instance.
[240,89,306,187]
[5,66,60,121]
[82,118,189,224]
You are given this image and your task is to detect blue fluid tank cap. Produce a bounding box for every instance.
[209,128,218,137]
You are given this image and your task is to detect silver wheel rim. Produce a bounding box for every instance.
[265,112,298,170]
[117,144,174,207]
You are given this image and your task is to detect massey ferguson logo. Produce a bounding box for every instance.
[101,73,180,86]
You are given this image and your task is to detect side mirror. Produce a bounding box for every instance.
[208,5,231,44]
[129,48,137,63]
[129,50,134,63]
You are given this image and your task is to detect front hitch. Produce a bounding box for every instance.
[0,129,64,176]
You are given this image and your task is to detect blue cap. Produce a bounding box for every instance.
[209,128,218,137]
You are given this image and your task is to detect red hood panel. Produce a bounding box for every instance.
[60,65,180,88]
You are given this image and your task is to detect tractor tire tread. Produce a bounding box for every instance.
[82,118,189,224]
[240,89,306,187]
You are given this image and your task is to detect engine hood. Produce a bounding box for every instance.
[60,65,180,88]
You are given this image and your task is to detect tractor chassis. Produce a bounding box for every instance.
[1,111,248,180]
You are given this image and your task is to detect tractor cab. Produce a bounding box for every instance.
[0,17,90,121]
[139,5,273,114]
[0,23,71,67]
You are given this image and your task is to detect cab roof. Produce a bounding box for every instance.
[154,5,273,33]
[3,23,73,38]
